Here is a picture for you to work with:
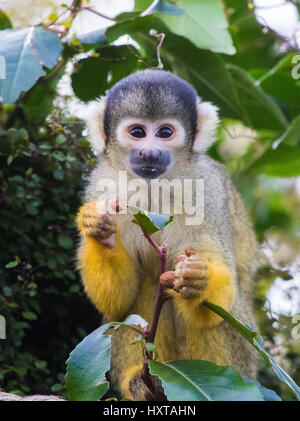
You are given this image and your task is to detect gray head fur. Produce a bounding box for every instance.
[103,69,198,143]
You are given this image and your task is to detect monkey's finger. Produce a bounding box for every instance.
[176,260,207,272]
[160,271,175,288]
[173,277,204,292]
[82,215,103,228]
[175,255,187,264]
[180,286,202,300]
[175,267,208,280]
[99,233,116,249]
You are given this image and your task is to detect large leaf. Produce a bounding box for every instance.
[128,205,173,234]
[65,322,111,401]
[0,27,62,103]
[272,116,300,149]
[71,45,139,101]
[204,301,300,400]
[106,15,244,120]
[156,0,236,55]
[257,54,300,120]
[228,64,288,131]
[148,360,263,401]
[23,61,66,123]
[135,0,184,16]
[65,315,147,401]
[223,0,280,69]
[242,377,281,401]
[249,145,300,177]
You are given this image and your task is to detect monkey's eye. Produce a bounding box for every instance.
[129,127,146,138]
[156,127,173,139]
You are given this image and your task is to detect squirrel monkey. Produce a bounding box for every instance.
[76,70,258,400]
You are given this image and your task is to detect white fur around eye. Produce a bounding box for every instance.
[116,118,186,150]
[193,100,219,153]
[82,97,106,154]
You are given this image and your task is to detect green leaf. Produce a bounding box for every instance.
[135,0,184,16]
[5,260,19,269]
[106,16,244,120]
[0,11,13,30]
[51,383,62,392]
[128,205,173,234]
[257,54,300,120]
[0,27,62,103]
[242,377,281,401]
[66,322,111,401]
[53,169,63,180]
[23,61,66,124]
[66,315,147,401]
[145,342,157,352]
[22,311,37,320]
[34,360,47,370]
[227,64,288,131]
[69,284,79,293]
[148,360,263,401]
[272,116,300,149]
[203,301,300,400]
[156,0,236,55]
[71,45,139,102]
[58,235,73,249]
[77,28,106,49]
[3,286,12,297]
[250,145,300,177]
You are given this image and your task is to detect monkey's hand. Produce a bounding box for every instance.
[77,200,117,248]
[173,254,209,301]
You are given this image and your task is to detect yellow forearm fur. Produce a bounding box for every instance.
[77,232,138,321]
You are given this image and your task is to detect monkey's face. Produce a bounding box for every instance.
[116,118,186,179]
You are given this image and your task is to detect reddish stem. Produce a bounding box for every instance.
[139,229,170,344]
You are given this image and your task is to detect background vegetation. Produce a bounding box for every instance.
[0,0,299,399]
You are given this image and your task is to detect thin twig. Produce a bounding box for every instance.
[150,31,165,69]
[79,6,115,22]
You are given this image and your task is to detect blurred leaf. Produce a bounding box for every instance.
[0,27,62,103]
[250,145,300,177]
[23,61,66,123]
[257,54,300,120]
[71,45,139,101]
[22,312,37,321]
[148,360,263,401]
[76,28,107,50]
[155,0,236,55]
[228,64,288,131]
[224,0,281,69]
[58,235,73,249]
[272,116,300,149]
[5,260,19,269]
[0,11,12,29]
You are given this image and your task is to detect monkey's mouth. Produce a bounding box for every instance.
[132,164,167,179]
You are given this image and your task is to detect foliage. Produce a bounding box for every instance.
[0,0,299,399]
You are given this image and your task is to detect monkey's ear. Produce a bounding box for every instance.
[83,97,106,154]
[193,99,220,153]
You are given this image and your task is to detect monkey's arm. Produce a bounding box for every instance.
[169,244,236,328]
[76,201,139,320]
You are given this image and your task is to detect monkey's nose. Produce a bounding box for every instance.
[139,149,162,160]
